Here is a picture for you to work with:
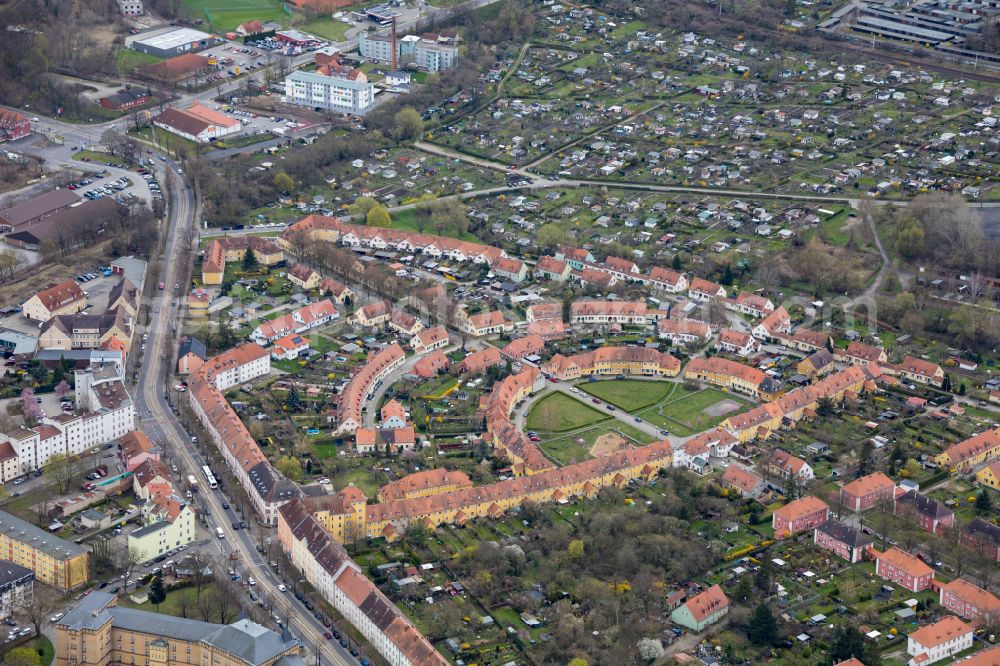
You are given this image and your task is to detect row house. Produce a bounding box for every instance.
[188,343,298,525]
[938,578,1000,624]
[764,448,814,481]
[752,305,791,339]
[725,292,774,318]
[387,310,424,338]
[894,355,945,387]
[336,343,407,434]
[895,489,954,535]
[962,518,1000,562]
[836,341,887,367]
[283,214,506,266]
[814,518,872,563]
[493,257,528,283]
[321,277,354,304]
[722,365,873,442]
[875,547,935,592]
[658,318,711,345]
[459,347,503,374]
[777,328,833,354]
[411,325,449,354]
[501,334,545,360]
[277,501,447,666]
[688,278,727,302]
[975,461,1000,490]
[570,300,649,326]
[934,429,1000,471]
[543,346,680,381]
[797,349,835,378]
[772,495,828,538]
[459,310,514,337]
[720,462,765,498]
[906,616,973,666]
[249,299,339,345]
[534,256,571,281]
[840,472,895,512]
[684,356,779,400]
[644,267,688,293]
[716,329,760,357]
[288,263,322,290]
[354,300,392,328]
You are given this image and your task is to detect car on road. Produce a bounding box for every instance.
[591,398,601,404]
[278,584,287,592]
[339,639,349,648]
[323,632,333,640]
[659,429,670,436]
[231,521,240,530]
[606,405,615,411]
[50,613,64,622]
[222,502,229,509]
[634,417,642,423]
[247,577,256,586]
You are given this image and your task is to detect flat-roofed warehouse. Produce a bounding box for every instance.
[127,26,223,58]
[852,14,957,45]
[4,197,120,250]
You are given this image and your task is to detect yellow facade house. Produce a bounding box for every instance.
[0,509,88,590]
[55,591,305,666]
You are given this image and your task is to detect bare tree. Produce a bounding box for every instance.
[19,588,59,637]
[118,545,145,582]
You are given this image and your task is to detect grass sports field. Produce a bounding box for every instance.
[637,388,747,436]
[525,392,610,433]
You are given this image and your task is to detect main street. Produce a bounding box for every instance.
[128,153,356,665]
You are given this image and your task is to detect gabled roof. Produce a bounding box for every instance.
[681,584,729,622]
[816,518,872,549]
[908,615,971,649]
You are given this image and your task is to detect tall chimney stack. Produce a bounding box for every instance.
[391,16,397,72]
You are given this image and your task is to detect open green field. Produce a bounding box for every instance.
[387,207,479,242]
[300,17,352,42]
[181,0,289,32]
[525,392,610,433]
[119,586,200,617]
[117,48,163,75]
[579,379,677,411]
[638,388,748,436]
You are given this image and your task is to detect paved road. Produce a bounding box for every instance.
[128,154,356,665]
[362,341,460,427]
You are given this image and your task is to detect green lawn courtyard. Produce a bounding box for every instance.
[524,392,610,433]
[539,423,654,465]
[638,388,749,436]
[579,378,680,411]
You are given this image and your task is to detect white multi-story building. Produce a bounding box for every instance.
[0,365,134,473]
[359,32,458,72]
[907,616,973,666]
[129,500,195,561]
[284,70,374,116]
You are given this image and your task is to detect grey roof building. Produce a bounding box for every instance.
[58,591,306,665]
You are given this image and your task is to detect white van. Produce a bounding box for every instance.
[216,527,225,539]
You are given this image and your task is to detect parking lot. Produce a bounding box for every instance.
[69,158,159,204]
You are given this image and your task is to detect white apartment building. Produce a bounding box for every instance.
[285,70,374,116]
[0,365,134,473]
[907,616,973,666]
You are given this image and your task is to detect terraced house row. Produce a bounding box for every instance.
[335,343,407,434]
[280,214,506,265]
[483,366,552,475]
[188,343,298,525]
[277,500,447,666]
[542,346,681,380]
[721,364,876,442]
[284,437,673,548]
